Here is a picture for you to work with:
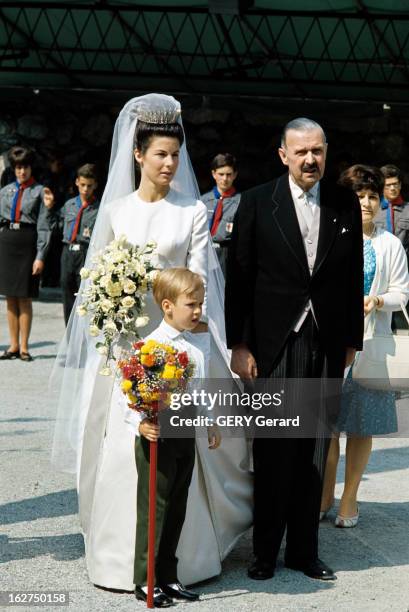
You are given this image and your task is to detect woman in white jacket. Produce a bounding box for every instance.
[320,165,409,527]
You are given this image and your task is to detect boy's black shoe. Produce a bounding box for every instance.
[161,583,199,601]
[135,586,174,607]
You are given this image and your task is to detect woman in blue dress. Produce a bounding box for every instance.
[320,165,409,527]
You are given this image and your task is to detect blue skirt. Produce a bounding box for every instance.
[338,369,398,436]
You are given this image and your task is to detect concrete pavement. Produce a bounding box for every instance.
[0,290,408,611]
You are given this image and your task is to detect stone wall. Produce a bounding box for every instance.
[1,98,409,196]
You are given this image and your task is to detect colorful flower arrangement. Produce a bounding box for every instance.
[76,235,158,374]
[118,339,195,417]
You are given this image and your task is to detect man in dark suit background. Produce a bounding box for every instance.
[225,118,364,581]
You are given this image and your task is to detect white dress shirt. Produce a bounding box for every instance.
[289,175,320,231]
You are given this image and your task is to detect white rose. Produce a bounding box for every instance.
[104,319,117,333]
[89,324,100,337]
[90,270,100,282]
[112,250,126,263]
[99,366,112,376]
[106,280,123,298]
[122,296,135,308]
[80,267,90,279]
[100,298,113,313]
[76,304,87,316]
[135,315,149,328]
[97,345,108,355]
[99,274,111,288]
[136,262,146,276]
[123,279,136,294]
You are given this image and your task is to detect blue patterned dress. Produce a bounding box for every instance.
[338,239,398,435]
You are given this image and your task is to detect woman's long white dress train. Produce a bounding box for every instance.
[78,190,253,589]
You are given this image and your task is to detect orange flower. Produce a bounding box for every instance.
[141,353,156,367]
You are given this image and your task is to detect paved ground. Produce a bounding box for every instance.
[0,290,408,612]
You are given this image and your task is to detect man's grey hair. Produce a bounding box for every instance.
[281,118,327,147]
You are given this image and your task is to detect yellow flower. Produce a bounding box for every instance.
[121,379,133,392]
[127,392,137,403]
[138,382,147,392]
[141,339,158,354]
[175,369,184,379]
[162,364,176,379]
[141,391,153,402]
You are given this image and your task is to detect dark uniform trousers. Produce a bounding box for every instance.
[134,435,195,587]
[253,313,329,565]
[60,244,87,325]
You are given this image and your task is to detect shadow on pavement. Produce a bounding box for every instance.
[0,341,56,351]
[0,533,84,562]
[0,417,53,423]
[336,444,409,482]
[319,499,409,569]
[0,489,78,525]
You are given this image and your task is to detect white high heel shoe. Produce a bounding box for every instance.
[319,500,334,521]
[335,505,359,528]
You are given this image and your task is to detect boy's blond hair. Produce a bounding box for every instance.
[153,268,204,310]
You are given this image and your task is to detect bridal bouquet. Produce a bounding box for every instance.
[118,339,195,417]
[76,235,158,374]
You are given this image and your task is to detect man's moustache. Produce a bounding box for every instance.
[302,165,318,172]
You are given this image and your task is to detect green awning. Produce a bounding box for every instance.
[1,1,409,104]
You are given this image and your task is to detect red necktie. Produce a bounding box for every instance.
[210,187,236,236]
[70,199,92,243]
[13,176,35,223]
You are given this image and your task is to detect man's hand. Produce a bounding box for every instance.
[139,418,160,442]
[364,296,377,316]
[345,347,356,367]
[231,344,258,380]
[32,259,44,275]
[207,424,221,449]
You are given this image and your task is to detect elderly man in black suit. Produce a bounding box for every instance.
[225,118,364,581]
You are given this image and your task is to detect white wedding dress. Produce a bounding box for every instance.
[78,188,253,590]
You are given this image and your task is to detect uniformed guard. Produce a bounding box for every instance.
[201,153,240,276]
[59,163,99,325]
[0,146,54,361]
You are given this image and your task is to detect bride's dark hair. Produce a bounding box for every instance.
[134,121,184,154]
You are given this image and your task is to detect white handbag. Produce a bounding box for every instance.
[352,302,409,391]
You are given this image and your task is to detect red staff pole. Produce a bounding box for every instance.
[146,413,158,609]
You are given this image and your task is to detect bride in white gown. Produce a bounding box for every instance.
[52,94,253,590]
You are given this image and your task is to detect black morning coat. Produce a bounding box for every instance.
[225,173,364,378]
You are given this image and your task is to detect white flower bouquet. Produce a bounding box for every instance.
[76,235,158,374]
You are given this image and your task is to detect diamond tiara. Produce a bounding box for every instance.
[137,109,181,125]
